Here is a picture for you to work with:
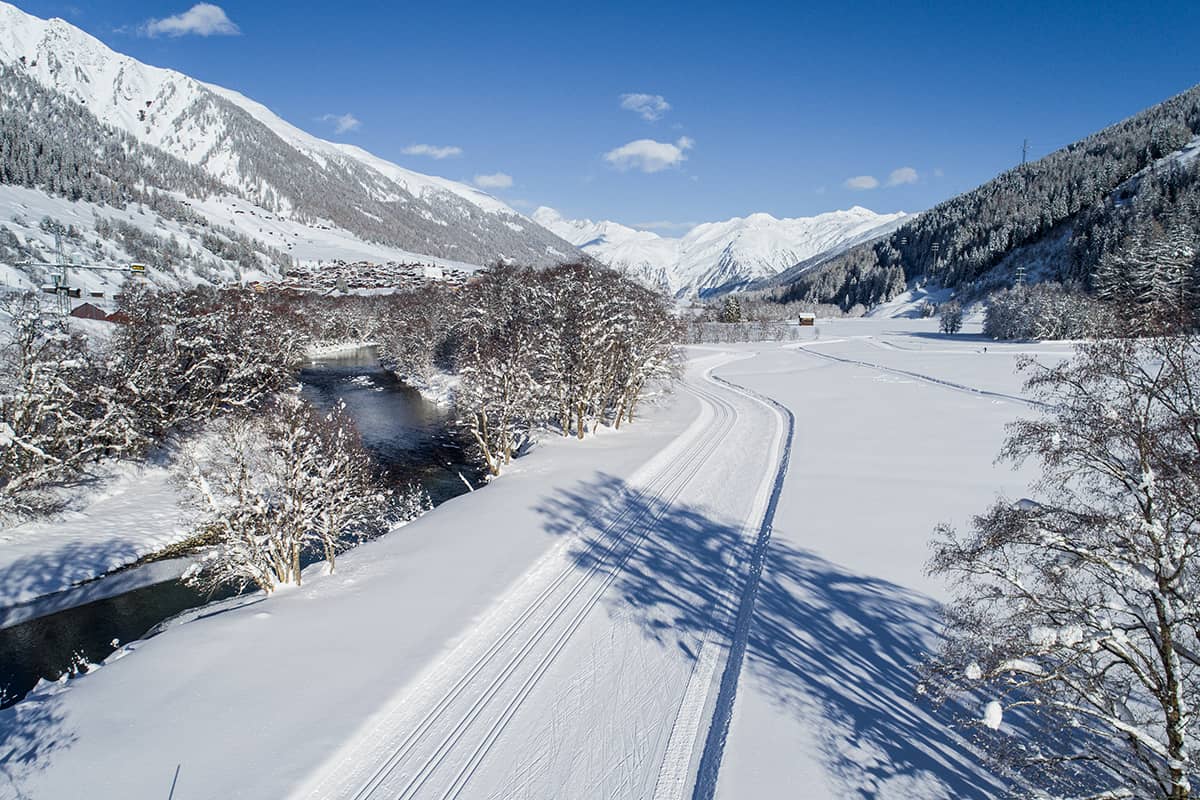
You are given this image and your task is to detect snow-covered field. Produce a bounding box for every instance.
[711,319,1070,799]
[0,319,1077,799]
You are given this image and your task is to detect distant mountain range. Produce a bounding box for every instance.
[534,206,906,298]
[0,1,582,290]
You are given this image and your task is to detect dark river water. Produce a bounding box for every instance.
[0,347,478,709]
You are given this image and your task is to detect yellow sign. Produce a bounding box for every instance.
[130,263,147,273]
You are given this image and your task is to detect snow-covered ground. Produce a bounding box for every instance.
[711,320,1071,799]
[0,319,1078,799]
[0,461,188,610]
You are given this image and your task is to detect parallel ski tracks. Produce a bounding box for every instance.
[332,375,743,800]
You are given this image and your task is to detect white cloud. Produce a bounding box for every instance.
[604,137,693,173]
[474,172,513,189]
[141,3,240,37]
[319,113,361,134]
[402,144,463,160]
[887,166,919,186]
[620,93,671,122]
[844,175,879,190]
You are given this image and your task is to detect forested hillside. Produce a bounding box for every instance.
[0,62,293,280]
[0,2,584,275]
[773,83,1200,314]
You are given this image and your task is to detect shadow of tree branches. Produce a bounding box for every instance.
[538,473,1014,799]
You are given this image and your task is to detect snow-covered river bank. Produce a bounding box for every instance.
[0,347,479,710]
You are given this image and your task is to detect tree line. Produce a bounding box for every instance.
[292,263,683,476]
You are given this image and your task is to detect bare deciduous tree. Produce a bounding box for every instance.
[0,293,143,515]
[927,336,1200,799]
[179,394,421,593]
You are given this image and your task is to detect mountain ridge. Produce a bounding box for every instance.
[534,205,907,297]
[0,1,581,270]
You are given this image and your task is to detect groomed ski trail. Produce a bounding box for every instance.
[292,351,789,800]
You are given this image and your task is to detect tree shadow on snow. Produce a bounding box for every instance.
[0,538,146,614]
[538,473,1014,799]
[0,692,75,800]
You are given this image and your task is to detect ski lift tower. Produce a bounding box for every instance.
[21,233,149,315]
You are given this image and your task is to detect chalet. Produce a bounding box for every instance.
[70,302,110,321]
[798,313,817,326]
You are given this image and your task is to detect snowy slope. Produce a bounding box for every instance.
[535,206,907,297]
[0,184,481,302]
[0,1,580,269]
[532,208,682,292]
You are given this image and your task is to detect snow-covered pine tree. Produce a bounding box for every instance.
[720,295,744,323]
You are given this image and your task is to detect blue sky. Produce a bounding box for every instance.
[13,0,1200,229]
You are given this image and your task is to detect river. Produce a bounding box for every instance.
[0,347,478,709]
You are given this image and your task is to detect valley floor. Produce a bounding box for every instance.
[0,318,1072,799]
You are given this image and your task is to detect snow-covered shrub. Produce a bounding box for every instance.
[926,335,1200,797]
[452,263,681,473]
[683,321,802,344]
[375,285,460,385]
[454,268,541,474]
[107,285,309,437]
[179,394,419,593]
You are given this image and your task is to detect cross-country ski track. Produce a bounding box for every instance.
[294,351,790,800]
[5,321,1064,800]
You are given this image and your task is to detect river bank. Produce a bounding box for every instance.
[0,346,479,709]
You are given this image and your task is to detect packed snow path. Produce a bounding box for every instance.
[295,353,788,800]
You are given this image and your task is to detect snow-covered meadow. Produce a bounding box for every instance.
[712,318,1071,798]
[0,318,1078,799]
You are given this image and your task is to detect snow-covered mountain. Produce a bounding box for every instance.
[534,206,907,297]
[0,1,580,274]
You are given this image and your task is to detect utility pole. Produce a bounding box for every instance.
[1015,264,1027,288]
[1022,138,1029,166]
[20,232,148,315]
